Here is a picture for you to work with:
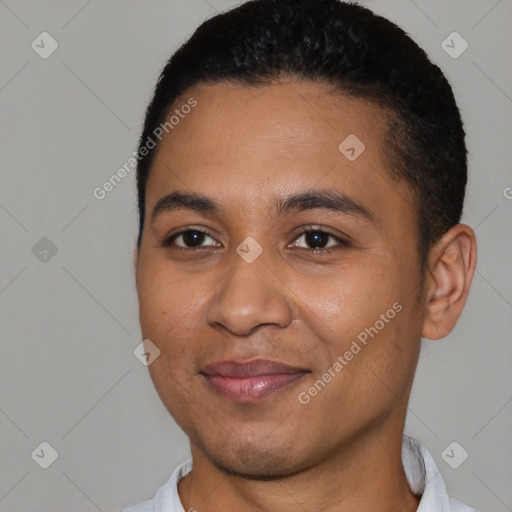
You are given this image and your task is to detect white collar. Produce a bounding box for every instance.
[134,435,478,512]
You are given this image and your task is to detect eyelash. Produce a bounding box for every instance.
[161,226,349,254]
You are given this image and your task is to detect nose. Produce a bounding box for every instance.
[206,247,293,336]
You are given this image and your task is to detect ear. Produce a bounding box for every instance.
[422,224,477,340]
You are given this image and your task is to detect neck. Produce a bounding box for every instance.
[178,421,421,512]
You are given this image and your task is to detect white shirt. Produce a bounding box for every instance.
[119,434,479,512]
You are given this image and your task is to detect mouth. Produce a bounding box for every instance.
[200,358,309,403]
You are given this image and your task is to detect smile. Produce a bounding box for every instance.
[199,358,309,403]
[201,373,306,403]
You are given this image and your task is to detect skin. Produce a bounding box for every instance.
[134,80,477,512]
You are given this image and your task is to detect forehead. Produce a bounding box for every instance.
[154,80,387,163]
[146,80,415,225]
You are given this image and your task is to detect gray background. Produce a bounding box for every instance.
[0,0,511,511]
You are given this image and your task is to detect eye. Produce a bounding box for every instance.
[161,226,349,253]
[161,227,220,250]
[289,227,348,253]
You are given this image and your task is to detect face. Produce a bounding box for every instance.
[135,80,426,477]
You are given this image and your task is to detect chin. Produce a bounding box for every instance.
[194,433,313,480]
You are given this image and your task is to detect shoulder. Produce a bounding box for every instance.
[120,500,153,512]
[115,458,193,512]
[117,499,153,512]
[402,435,480,512]
[449,497,480,512]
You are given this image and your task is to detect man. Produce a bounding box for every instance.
[125,0,478,510]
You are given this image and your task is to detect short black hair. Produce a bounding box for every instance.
[135,0,467,269]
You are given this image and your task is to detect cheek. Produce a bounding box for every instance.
[304,260,420,382]
[137,262,203,417]
[304,263,398,338]
[137,258,194,333]
[136,258,214,383]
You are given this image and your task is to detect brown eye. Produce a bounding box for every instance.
[162,229,220,249]
[291,228,348,253]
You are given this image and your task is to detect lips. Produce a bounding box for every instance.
[200,359,309,403]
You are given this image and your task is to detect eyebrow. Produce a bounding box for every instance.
[150,189,376,225]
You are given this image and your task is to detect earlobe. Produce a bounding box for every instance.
[422,224,477,340]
